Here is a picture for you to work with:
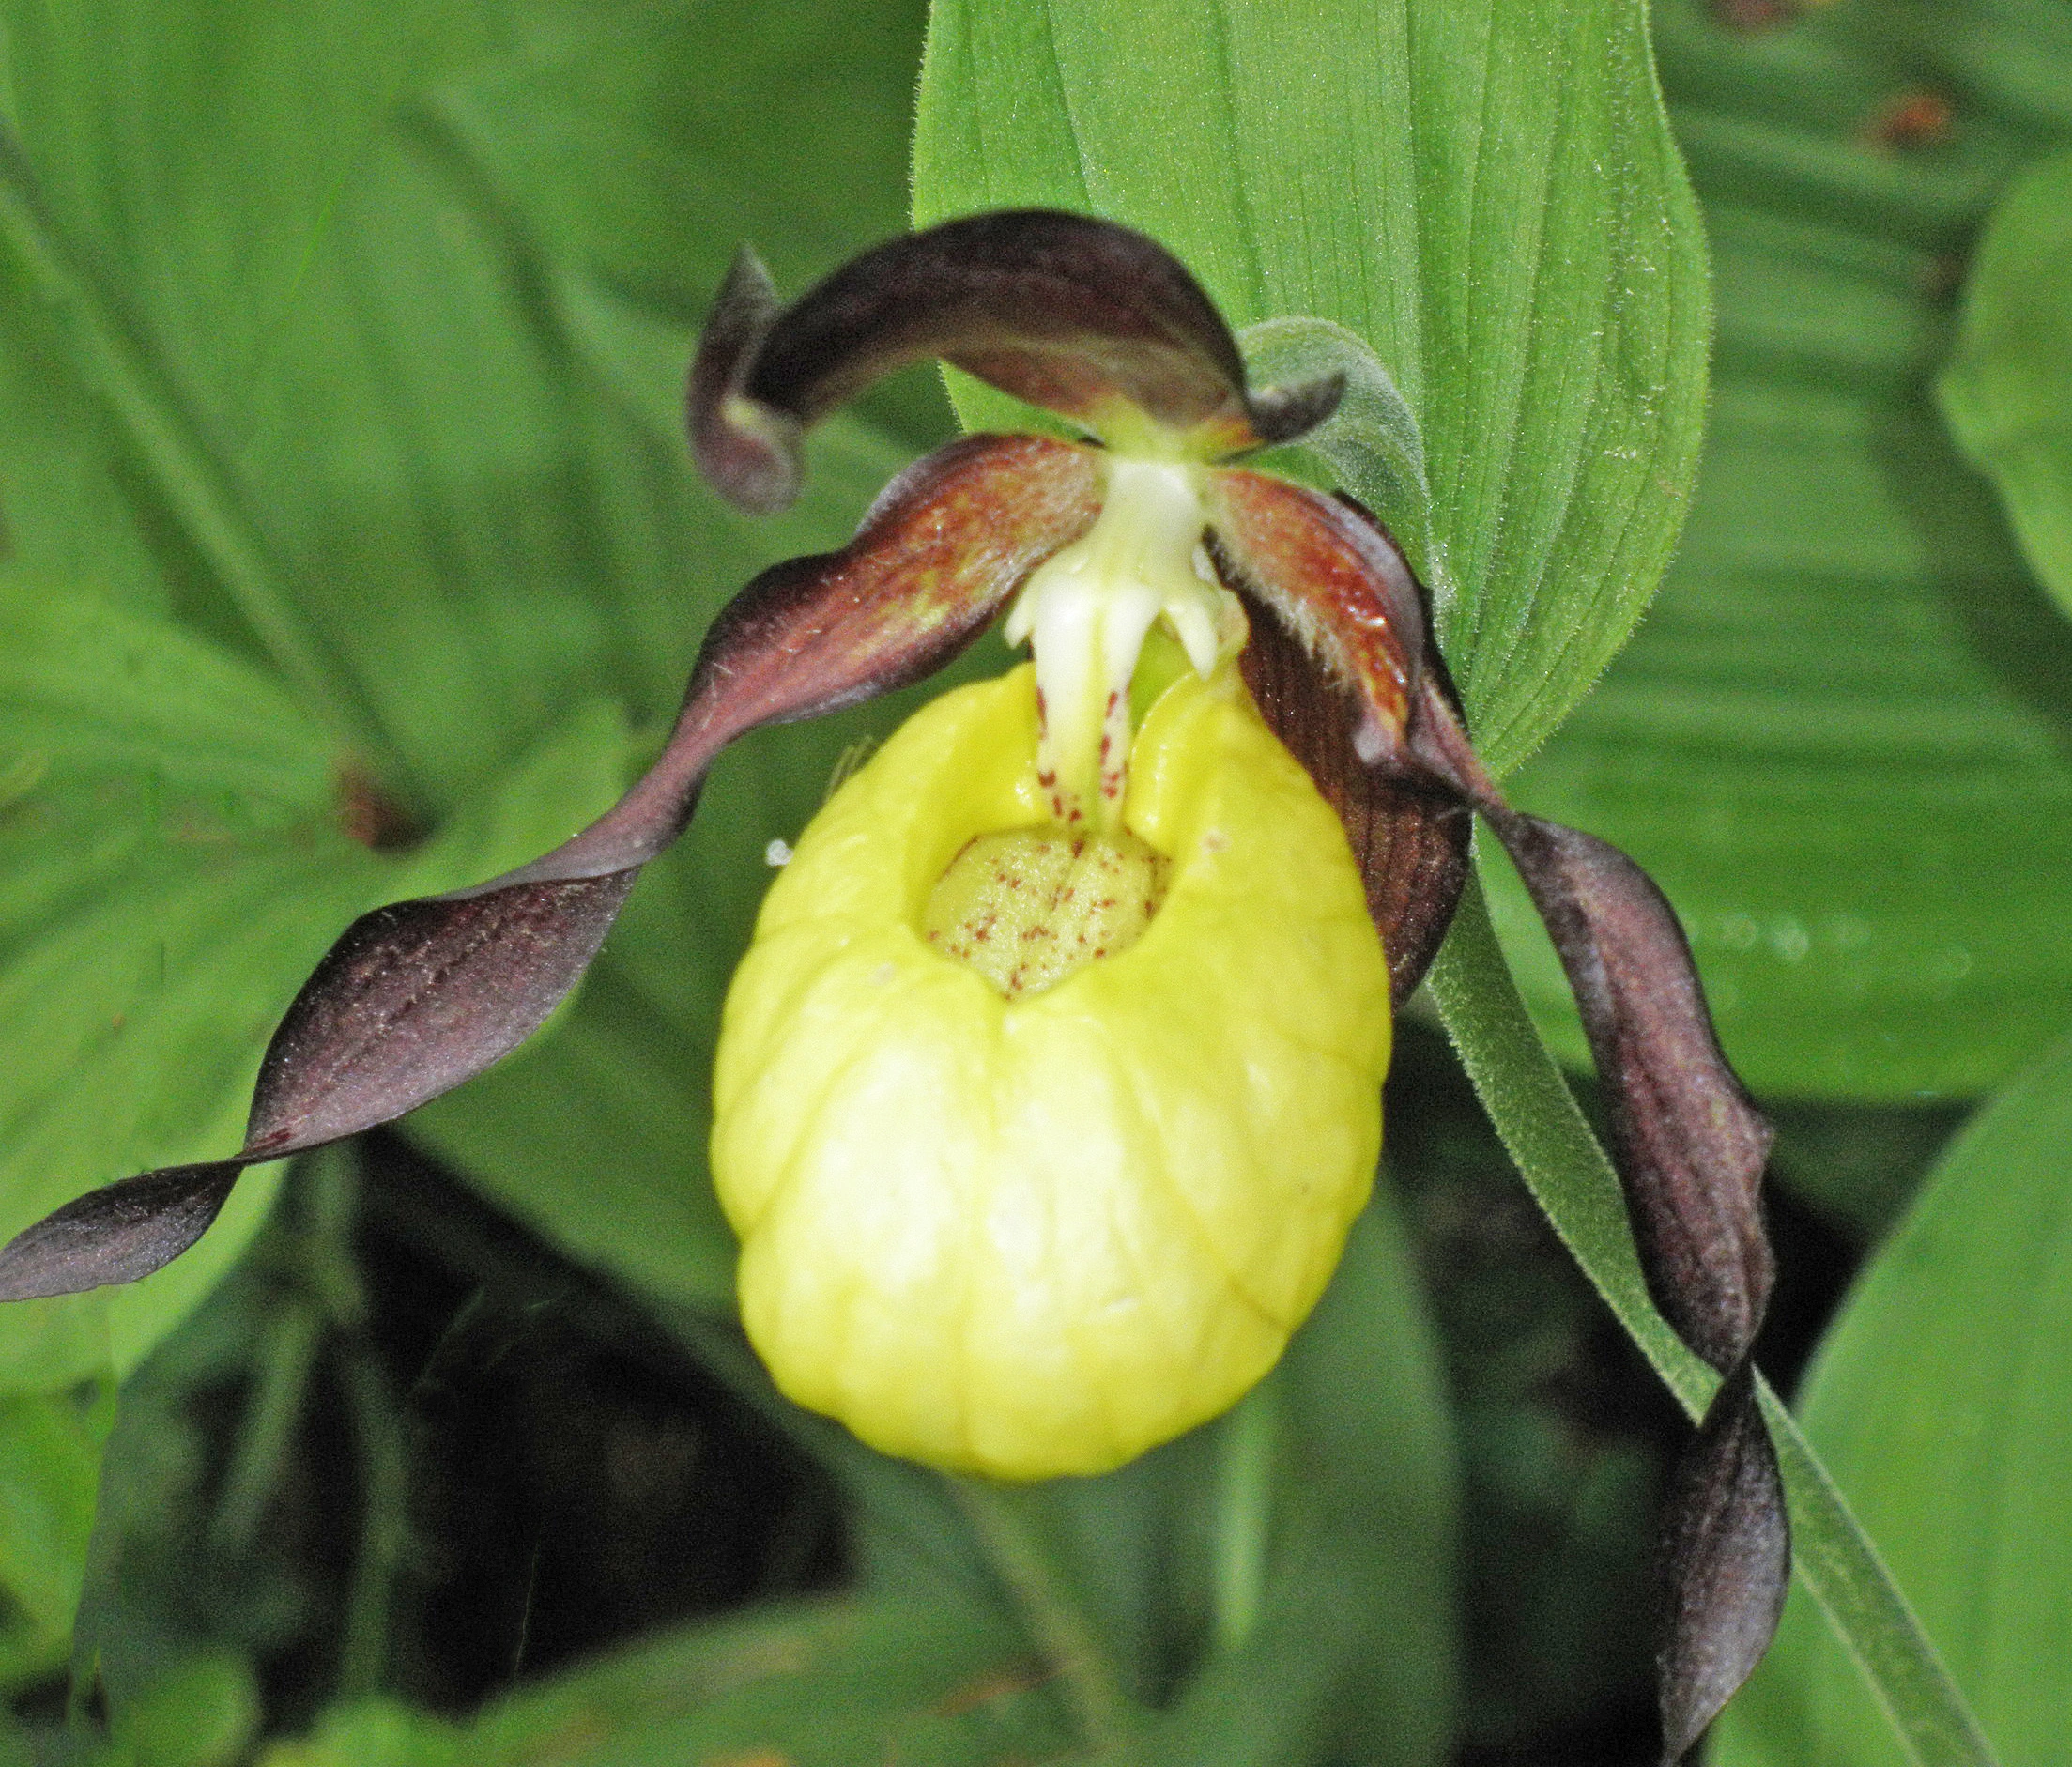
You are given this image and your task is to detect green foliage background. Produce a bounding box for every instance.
[0,0,2066,1761]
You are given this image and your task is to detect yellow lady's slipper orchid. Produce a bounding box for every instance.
[0,206,1788,1744]
[0,210,1460,1470]
[0,193,1804,1759]
[704,423,1404,1476]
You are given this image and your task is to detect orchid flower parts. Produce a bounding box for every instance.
[0,210,1785,1756]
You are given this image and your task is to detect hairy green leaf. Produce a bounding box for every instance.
[913,0,1710,775]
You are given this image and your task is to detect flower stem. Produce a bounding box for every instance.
[947,1477,1130,1750]
[303,1146,410,1700]
[1211,1381,1278,1652]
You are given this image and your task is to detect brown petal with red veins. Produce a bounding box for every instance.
[0,434,1100,1302]
[1205,472,1425,769]
[693,211,1343,514]
[1236,590,1469,1004]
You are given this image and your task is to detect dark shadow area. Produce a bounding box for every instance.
[355,1129,849,1708]
[65,1130,847,1742]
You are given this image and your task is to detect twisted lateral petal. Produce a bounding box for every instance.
[0,434,1099,1303]
[1489,815,1773,1368]
[1402,675,1785,1758]
[693,211,1343,514]
[1406,679,1773,1373]
[1205,471,1425,769]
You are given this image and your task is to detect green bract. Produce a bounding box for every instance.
[713,662,1389,1479]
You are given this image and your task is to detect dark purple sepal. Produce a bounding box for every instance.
[691,211,1343,514]
[0,1162,241,1301]
[1654,1362,1791,1764]
[1235,588,1468,1004]
[1243,372,1351,448]
[688,247,794,515]
[0,434,1100,1300]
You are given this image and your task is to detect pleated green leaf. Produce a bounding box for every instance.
[1488,0,2072,1100]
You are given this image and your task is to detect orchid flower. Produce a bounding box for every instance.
[0,211,1786,1754]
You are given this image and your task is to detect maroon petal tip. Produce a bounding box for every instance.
[1656,1363,1790,1761]
[0,1161,243,1299]
[690,246,802,515]
[1243,370,1348,446]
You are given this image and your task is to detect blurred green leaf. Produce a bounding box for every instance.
[427,0,927,318]
[0,583,631,1392]
[1767,1100,1962,1243]
[913,0,1710,776]
[257,1597,1073,1767]
[1487,0,2072,1101]
[112,1649,262,1767]
[1941,149,2072,621]
[1715,1030,2072,1766]
[0,1384,111,1687]
[1141,1197,1459,1767]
